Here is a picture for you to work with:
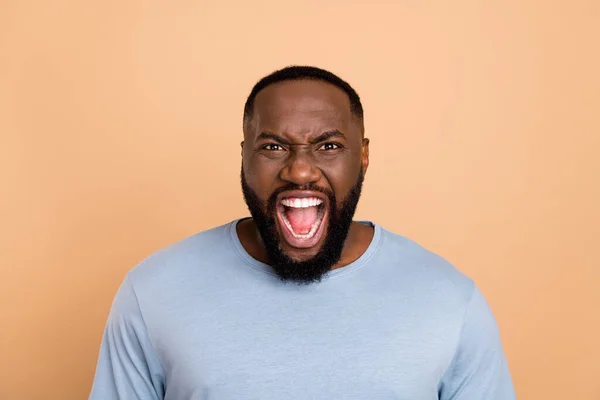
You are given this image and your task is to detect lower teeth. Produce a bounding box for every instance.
[281,207,324,239]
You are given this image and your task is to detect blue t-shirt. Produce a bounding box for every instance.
[89,220,516,399]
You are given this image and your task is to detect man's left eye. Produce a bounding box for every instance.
[319,143,340,151]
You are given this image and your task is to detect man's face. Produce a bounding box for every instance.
[241,79,369,284]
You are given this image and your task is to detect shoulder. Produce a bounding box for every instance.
[375,225,476,305]
[125,220,236,290]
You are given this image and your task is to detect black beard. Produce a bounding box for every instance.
[240,167,364,285]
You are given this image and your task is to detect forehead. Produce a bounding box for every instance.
[250,80,354,135]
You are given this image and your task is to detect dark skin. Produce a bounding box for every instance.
[238,79,373,270]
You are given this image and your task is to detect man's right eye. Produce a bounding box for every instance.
[262,144,284,151]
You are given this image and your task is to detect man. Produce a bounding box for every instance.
[89,66,516,399]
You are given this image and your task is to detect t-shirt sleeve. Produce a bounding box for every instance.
[438,286,517,399]
[89,275,165,400]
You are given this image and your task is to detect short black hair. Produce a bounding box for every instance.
[243,65,364,125]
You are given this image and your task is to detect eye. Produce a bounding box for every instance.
[318,142,341,151]
[262,143,285,151]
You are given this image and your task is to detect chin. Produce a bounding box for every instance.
[278,243,323,263]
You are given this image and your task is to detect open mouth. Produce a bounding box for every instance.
[276,195,328,249]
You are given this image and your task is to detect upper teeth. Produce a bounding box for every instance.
[281,197,323,208]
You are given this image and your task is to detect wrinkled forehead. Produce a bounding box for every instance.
[248,80,355,136]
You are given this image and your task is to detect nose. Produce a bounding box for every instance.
[279,148,322,186]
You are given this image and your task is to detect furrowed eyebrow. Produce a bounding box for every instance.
[309,130,346,144]
[256,132,291,145]
[255,130,346,145]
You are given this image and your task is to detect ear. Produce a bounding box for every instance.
[361,137,370,175]
[240,141,244,157]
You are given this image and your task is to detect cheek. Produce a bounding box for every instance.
[244,160,281,195]
[322,165,361,202]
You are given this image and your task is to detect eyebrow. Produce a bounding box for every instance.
[256,132,291,145]
[256,130,346,145]
[309,130,346,144]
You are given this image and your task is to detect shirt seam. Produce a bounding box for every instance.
[439,281,476,387]
[228,223,279,277]
[323,232,383,280]
[125,274,167,388]
[229,220,383,281]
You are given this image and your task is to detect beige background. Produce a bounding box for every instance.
[1,1,599,399]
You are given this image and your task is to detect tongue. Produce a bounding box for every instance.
[285,206,319,234]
